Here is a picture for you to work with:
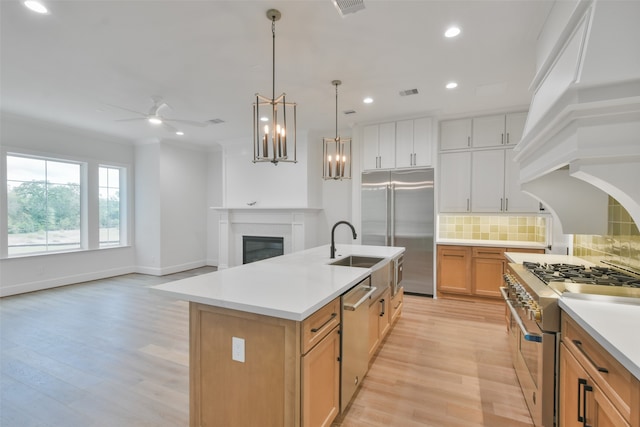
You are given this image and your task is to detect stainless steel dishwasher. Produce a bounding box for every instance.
[341,276,376,412]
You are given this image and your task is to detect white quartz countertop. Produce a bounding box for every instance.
[438,239,547,249]
[151,244,404,321]
[559,294,640,381]
[504,252,595,265]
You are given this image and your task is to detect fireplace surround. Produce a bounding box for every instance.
[212,207,321,269]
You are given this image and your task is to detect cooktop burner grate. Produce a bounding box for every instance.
[522,262,640,288]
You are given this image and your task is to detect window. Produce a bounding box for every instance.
[7,155,81,255]
[99,166,121,247]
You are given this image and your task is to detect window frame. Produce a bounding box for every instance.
[1,149,129,259]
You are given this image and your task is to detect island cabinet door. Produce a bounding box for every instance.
[302,326,340,427]
[189,302,299,427]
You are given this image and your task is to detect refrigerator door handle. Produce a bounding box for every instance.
[390,182,395,246]
[385,183,390,246]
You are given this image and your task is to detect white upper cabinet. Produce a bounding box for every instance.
[439,151,471,212]
[363,125,380,170]
[471,150,505,212]
[396,117,433,168]
[472,112,528,147]
[471,148,541,213]
[504,148,541,213]
[440,118,472,150]
[505,112,527,146]
[378,122,396,169]
[363,122,396,170]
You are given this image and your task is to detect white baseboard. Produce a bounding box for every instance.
[0,265,136,297]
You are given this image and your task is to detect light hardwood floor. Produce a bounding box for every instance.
[0,268,533,427]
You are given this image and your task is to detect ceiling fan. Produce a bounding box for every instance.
[110,96,207,133]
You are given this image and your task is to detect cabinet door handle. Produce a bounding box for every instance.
[505,198,509,211]
[501,198,504,211]
[506,132,510,144]
[501,133,504,145]
[466,198,470,212]
[581,378,594,427]
[379,298,386,317]
[573,340,609,373]
[311,312,337,333]
[467,136,470,147]
[577,378,586,423]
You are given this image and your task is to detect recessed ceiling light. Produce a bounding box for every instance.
[176,131,184,136]
[446,82,458,89]
[148,117,162,125]
[363,97,373,104]
[23,1,48,14]
[445,26,461,38]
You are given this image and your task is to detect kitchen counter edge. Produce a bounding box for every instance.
[150,244,404,322]
[437,239,547,249]
[559,294,640,381]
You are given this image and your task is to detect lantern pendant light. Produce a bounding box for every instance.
[252,9,297,165]
[322,80,352,180]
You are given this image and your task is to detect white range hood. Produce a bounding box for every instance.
[513,0,640,234]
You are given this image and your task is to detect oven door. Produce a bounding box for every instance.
[501,288,556,427]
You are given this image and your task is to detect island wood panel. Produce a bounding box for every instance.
[0,267,534,427]
[190,302,301,427]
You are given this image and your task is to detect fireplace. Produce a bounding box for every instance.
[242,236,284,264]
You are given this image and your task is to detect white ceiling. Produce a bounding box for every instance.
[1,0,554,149]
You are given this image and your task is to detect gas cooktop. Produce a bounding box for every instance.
[523,261,640,289]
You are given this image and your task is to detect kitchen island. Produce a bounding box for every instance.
[152,244,404,427]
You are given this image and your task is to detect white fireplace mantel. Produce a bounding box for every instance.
[211,207,322,269]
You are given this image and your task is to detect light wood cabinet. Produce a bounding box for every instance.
[437,245,472,295]
[390,287,404,324]
[302,326,340,427]
[472,112,527,148]
[363,122,395,170]
[396,117,433,168]
[440,118,472,150]
[437,245,544,301]
[190,297,342,427]
[559,312,640,427]
[471,247,506,298]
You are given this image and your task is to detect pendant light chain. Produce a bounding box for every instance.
[335,83,339,139]
[272,17,276,103]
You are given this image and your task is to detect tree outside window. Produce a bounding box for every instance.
[99,166,120,247]
[6,155,81,255]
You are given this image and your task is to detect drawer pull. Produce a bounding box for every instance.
[311,312,337,333]
[379,298,386,317]
[573,339,609,374]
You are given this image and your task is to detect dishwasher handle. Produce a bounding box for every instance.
[344,287,377,311]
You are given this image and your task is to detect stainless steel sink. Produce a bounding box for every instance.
[329,255,385,268]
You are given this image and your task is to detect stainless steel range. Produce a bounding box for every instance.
[501,259,640,427]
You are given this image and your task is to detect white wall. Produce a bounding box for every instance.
[207,150,223,266]
[159,142,208,273]
[0,113,137,296]
[134,143,162,273]
[222,134,309,208]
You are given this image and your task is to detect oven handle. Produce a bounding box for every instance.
[500,287,543,343]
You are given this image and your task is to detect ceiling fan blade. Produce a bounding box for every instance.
[163,118,207,127]
[162,122,179,133]
[115,118,146,122]
[105,103,147,117]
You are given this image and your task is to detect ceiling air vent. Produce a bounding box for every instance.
[333,0,365,17]
[343,110,357,115]
[208,118,225,125]
[399,89,419,97]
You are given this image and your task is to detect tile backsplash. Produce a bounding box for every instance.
[438,215,547,243]
[573,197,640,270]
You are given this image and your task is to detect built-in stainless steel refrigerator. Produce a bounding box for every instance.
[361,169,434,295]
